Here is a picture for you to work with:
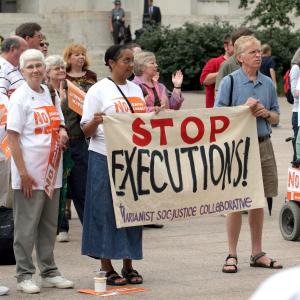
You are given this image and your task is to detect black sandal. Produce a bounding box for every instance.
[106,270,127,286]
[222,254,238,273]
[121,268,143,284]
[250,252,283,269]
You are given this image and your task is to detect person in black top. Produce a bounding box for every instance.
[260,44,277,90]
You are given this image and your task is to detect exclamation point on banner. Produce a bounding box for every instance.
[242,137,250,187]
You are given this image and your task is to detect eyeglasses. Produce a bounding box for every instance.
[40,42,49,47]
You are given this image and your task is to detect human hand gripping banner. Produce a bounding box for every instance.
[103,107,265,228]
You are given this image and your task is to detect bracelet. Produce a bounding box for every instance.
[174,86,181,89]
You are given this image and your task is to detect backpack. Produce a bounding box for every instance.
[283,65,299,104]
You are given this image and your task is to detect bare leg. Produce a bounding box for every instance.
[122,259,143,284]
[101,259,126,285]
[223,211,242,271]
[249,207,281,267]
[122,259,132,270]
[227,212,242,255]
[249,208,263,255]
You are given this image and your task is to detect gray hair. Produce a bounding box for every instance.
[234,35,261,57]
[291,48,300,65]
[45,55,65,72]
[1,37,20,53]
[19,49,45,69]
[133,51,156,76]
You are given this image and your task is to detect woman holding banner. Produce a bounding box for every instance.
[7,49,73,294]
[81,45,145,286]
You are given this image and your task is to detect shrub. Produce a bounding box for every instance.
[136,20,234,90]
[136,22,300,93]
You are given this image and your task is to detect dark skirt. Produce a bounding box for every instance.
[82,151,143,260]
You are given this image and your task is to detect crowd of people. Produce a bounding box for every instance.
[0,17,183,295]
[0,14,297,298]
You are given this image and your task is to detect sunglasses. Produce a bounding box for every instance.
[40,42,49,47]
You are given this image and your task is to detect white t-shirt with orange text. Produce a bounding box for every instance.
[7,82,65,190]
[81,78,146,156]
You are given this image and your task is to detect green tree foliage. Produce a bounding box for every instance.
[136,22,300,91]
[136,21,234,89]
[239,0,300,29]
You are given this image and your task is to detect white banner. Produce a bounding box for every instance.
[104,107,265,228]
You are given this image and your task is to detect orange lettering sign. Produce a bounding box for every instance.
[44,131,62,199]
[67,79,86,116]
[0,104,7,126]
[1,135,11,159]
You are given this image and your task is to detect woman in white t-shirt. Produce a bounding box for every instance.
[81,45,146,286]
[7,49,73,294]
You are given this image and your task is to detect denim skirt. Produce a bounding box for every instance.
[82,151,143,260]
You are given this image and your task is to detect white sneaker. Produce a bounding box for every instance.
[17,279,40,294]
[56,231,70,242]
[42,276,74,289]
[0,286,9,296]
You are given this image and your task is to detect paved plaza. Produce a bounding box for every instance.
[0,92,298,300]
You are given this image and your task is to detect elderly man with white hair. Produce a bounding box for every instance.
[7,49,73,294]
[215,36,282,274]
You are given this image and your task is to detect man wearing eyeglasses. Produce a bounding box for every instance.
[15,22,43,50]
[215,36,281,274]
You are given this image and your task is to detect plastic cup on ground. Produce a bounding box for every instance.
[96,271,106,278]
[94,277,107,293]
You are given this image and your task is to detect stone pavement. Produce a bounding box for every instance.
[0,92,298,300]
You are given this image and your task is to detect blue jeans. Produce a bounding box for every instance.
[59,139,89,232]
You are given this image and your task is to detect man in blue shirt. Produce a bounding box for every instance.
[215,36,282,273]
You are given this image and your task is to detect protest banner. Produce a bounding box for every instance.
[0,104,7,126]
[0,135,10,159]
[103,107,265,228]
[66,79,85,116]
[44,131,62,199]
[287,167,300,201]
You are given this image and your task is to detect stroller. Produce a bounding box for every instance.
[279,137,300,240]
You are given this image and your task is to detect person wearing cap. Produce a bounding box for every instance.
[109,0,125,45]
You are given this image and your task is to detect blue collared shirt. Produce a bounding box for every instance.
[215,68,279,137]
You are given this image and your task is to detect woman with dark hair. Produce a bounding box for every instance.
[81,45,145,286]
